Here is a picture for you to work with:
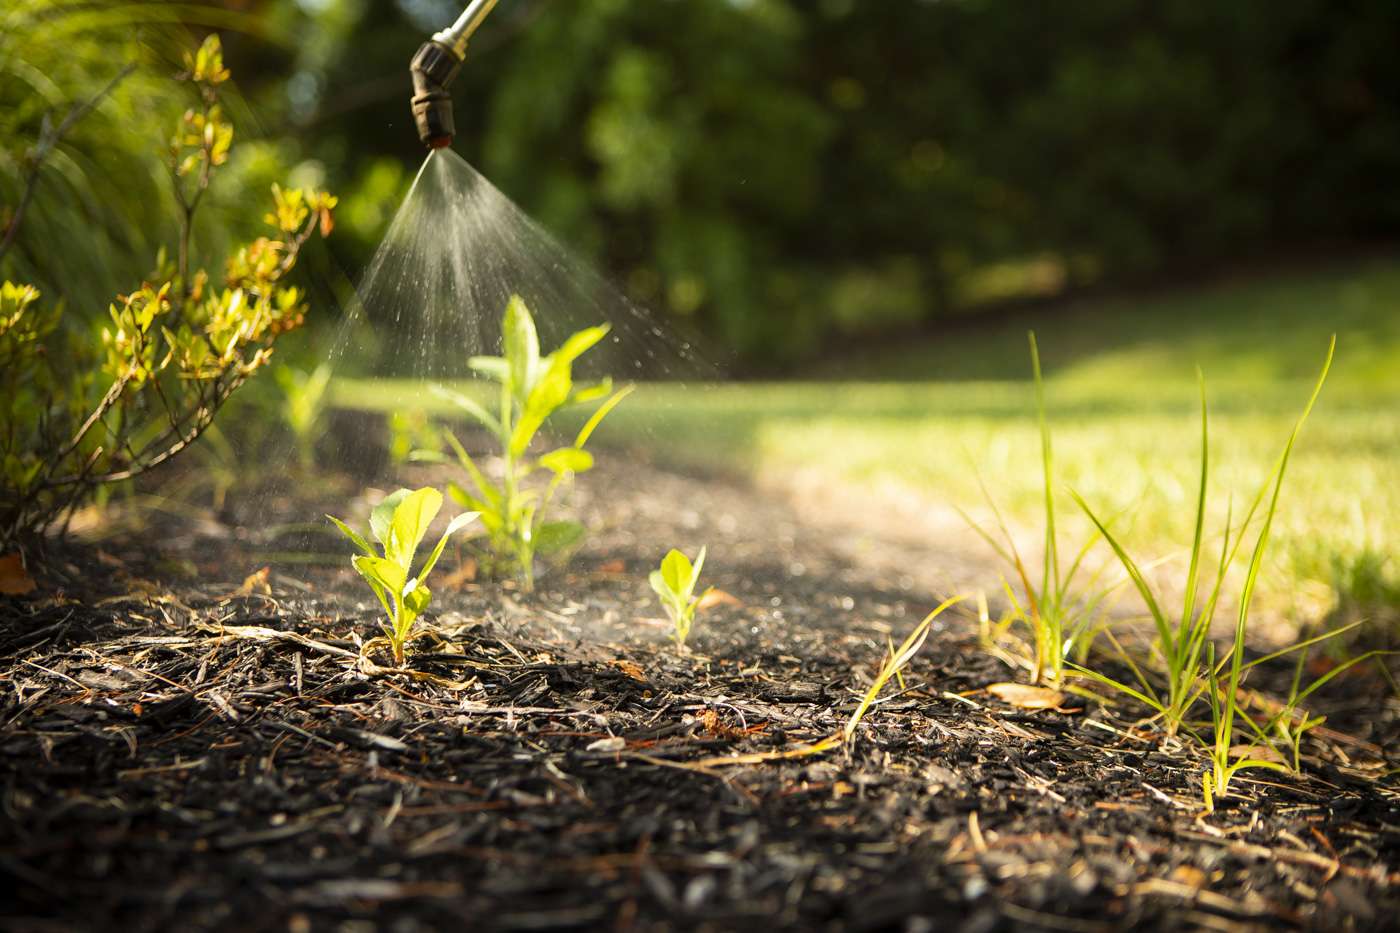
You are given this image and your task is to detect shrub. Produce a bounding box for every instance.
[0,36,335,554]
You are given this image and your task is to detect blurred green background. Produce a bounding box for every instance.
[5,0,1400,630]
[7,0,1400,368]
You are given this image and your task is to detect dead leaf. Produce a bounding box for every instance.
[609,659,647,682]
[1229,744,1287,764]
[238,566,272,596]
[697,708,767,740]
[697,588,742,610]
[987,682,1065,710]
[440,557,478,591]
[0,554,36,595]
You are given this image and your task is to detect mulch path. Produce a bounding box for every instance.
[2,457,1397,931]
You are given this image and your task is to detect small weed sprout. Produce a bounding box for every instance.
[388,410,440,468]
[650,547,713,646]
[329,487,477,666]
[436,296,632,590]
[1248,639,1386,773]
[965,333,1116,687]
[845,596,966,741]
[273,362,332,470]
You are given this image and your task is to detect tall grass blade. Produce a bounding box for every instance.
[1224,336,1335,756]
[1029,332,1060,615]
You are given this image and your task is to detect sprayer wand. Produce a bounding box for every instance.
[410,0,501,149]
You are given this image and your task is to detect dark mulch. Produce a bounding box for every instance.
[2,459,1397,932]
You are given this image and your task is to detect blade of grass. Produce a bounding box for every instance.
[845,595,966,741]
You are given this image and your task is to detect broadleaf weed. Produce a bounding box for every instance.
[435,296,631,590]
[329,487,477,666]
[273,362,332,470]
[650,547,713,647]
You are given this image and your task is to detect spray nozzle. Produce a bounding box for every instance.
[409,0,501,150]
[410,40,462,149]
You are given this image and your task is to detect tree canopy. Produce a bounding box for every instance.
[6,0,1400,366]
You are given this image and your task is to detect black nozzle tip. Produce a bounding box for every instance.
[410,40,462,149]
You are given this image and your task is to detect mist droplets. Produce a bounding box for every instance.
[342,148,718,383]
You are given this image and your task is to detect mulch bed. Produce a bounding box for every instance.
[2,459,1397,931]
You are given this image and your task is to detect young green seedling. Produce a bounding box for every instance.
[274,362,332,470]
[650,547,713,647]
[329,487,477,666]
[435,295,632,590]
[1245,636,1392,773]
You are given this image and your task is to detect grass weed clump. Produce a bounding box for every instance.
[967,333,1116,687]
[329,487,476,666]
[433,296,631,590]
[1071,338,1365,809]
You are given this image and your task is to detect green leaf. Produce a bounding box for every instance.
[689,546,707,594]
[539,447,594,475]
[370,489,411,547]
[574,384,635,449]
[403,580,431,617]
[447,481,490,513]
[568,378,613,407]
[418,511,479,582]
[467,356,509,383]
[431,384,503,437]
[444,432,503,511]
[551,324,609,369]
[504,295,540,401]
[660,549,693,598]
[649,569,674,605]
[534,520,585,556]
[511,364,572,457]
[327,514,375,557]
[387,487,443,568]
[353,554,407,596]
[1066,662,1165,712]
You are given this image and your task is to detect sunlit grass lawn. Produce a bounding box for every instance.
[335,257,1400,623]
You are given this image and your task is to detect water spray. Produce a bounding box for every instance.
[410,0,500,150]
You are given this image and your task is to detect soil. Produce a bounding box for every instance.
[2,453,1397,932]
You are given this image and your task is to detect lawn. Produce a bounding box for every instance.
[335,257,1400,629]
